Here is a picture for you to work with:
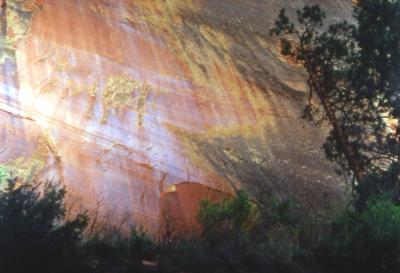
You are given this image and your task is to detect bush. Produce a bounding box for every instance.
[324,196,400,271]
[84,228,156,273]
[0,178,158,273]
[158,191,320,273]
[156,191,268,273]
[3,176,399,273]
[198,190,257,238]
[0,178,88,273]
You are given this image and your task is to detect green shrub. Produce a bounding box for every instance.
[84,228,156,273]
[198,190,258,238]
[160,191,319,273]
[156,191,268,273]
[326,196,400,270]
[0,178,88,273]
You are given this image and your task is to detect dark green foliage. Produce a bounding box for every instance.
[1,177,399,273]
[0,178,88,273]
[198,190,257,237]
[355,163,400,210]
[157,191,262,273]
[84,228,156,273]
[0,3,399,272]
[254,197,304,257]
[270,1,400,203]
[271,5,375,184]
[270,3,400,270]
[320,196,400,272]
[355,0,400,108]
[157,238,272,273]
[147,191,400,273]
[0,177,159,273]
[177,191,267,273]
[158,191,322,273]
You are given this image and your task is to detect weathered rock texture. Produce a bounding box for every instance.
[0,0,351,233]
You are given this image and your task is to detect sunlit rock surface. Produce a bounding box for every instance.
[0,0,351,233]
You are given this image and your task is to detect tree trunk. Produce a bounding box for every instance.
[309,73,365,182]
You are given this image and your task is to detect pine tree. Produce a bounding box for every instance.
[270,1,400,204]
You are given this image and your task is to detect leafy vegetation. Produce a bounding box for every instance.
[0,1,399,272]
[270,0,400,205]
[0,176,399,273]
[268,0,400,271]
[0,178,88,273]
[83,228,156,273]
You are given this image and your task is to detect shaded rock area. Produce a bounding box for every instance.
[0,0,352,234]
[171,122,341,211]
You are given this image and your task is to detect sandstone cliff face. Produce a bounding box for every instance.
[0,0,351,233]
